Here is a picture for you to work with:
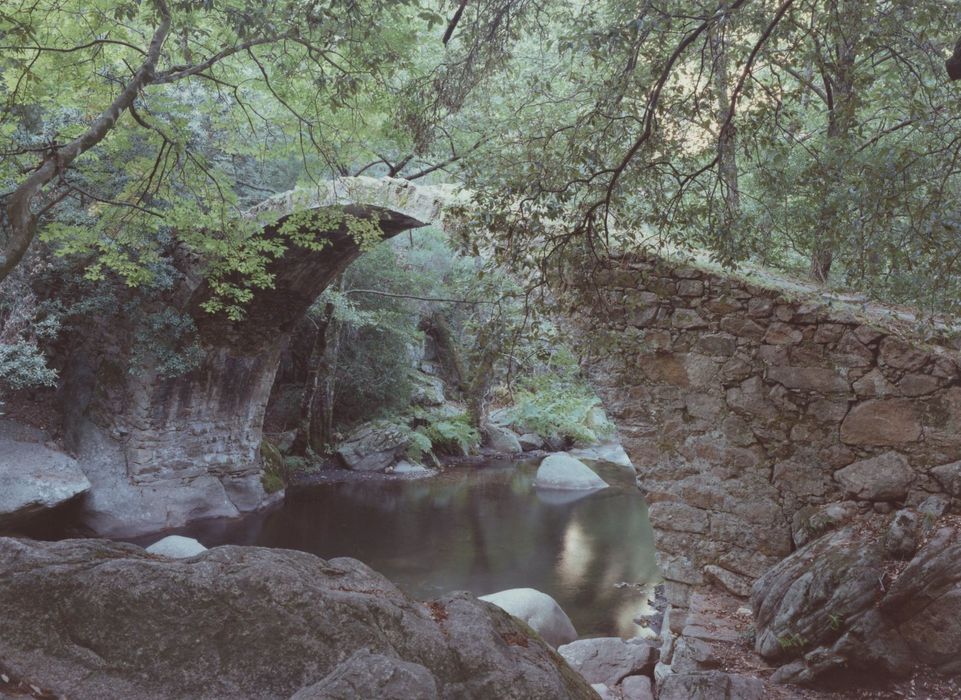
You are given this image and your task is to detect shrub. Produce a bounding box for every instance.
[0,342,58,391]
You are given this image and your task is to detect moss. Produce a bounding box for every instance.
[260,440,286,494]
[261,470,285,494]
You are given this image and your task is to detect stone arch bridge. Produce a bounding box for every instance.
[68,177,961,617]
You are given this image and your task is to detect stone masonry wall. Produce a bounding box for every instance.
[564,253,961,608]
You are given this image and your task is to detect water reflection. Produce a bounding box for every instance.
[142,458,660,637]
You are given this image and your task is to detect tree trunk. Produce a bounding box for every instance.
[809,0,861,283]
[711,5,740,250]
[465,326,498,430]
[290,304,334,455]
[1,3,172,283]
[423,311,468,395]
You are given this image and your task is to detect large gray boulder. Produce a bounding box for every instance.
[882,525,961,674]
[0,537,596,700]
[478,588,577,647]
[71,422,274,537]
[484,424,522,454]
[750,521,961,684]
[534,453,608,491]
[336,422,409,472]
[751,526,907,681]
[0,438,90,527]
[557,638,658,686]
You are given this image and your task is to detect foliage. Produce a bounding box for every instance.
[129,308,204,379]
[406,409,480,464]
[0,341,57,391]
[508,377,613,446]
[454,0,961,313]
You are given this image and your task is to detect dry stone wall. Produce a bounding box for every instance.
[564,254,961,607]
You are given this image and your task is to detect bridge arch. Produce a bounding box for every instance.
[75,177,462,535]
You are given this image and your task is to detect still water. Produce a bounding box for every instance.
[141,458,660,638]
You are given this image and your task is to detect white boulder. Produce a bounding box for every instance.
[146,535,208,558]
[479,587,578,648]
[534,453,608,491]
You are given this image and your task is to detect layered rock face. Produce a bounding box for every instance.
[564,254,961,609]
[0,537,595,700]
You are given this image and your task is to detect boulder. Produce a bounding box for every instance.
[751,526,912,681]
[534,453,608,491]
[518,433,545,451]
[657,671,765,700]
[0,438,90,527]
[336,422,409,472]
[835,451,914,501]
[931,459,961,496]
[478,588,577,648]
[591,684,613,699]
[882,526,961,674]
[411,373,446,407]
[0,538,596,700]
[619,674,654,700]
[72,421,272,537]
[484,424,522,454]
[557,638,658,686]
[145,535,208,558]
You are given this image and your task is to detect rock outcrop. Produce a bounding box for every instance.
[751,518,961,683]
[0,537,596,700]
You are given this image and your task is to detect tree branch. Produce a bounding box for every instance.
[1,0,172,282]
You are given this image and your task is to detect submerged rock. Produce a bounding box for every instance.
[145,535,207,558]
[391,460,430,475]
[0,537,596,700]
[479,587,577,648]
[534,453,608,491]
[0,437,90,527]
